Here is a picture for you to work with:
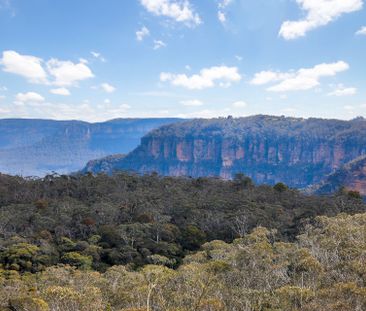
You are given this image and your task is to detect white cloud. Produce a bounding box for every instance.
[217,0,232,24]
[50,87,71,96]
[0,86,7,91]
[101,83,116,93]
[0,95,5,100]
[250,71,291,85]
[153,40,167,50]
[279,0,363,40]
[160,65,241,90]
[232,101,247,108]
[47,58,94,87]
[181,99,203,106]
[218,0,233,8]
[252,61,349,92]
[136,26,150,41]
[1,50,48,83]
[79,58,88,64]
[328,84,357,96]
[1,50,95,87]
[140,0,201,26]
[356,26,366,35]
[235,55,243,62]
[104,98,111,104]
[15,92,45,105]
[218,11,226,23]
[90,51,106,62]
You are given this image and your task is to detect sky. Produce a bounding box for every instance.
[0,0,365,122]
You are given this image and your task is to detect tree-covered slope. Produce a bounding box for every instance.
[2,212,366,310]
[0,172,365,273]
[312,155,366,196]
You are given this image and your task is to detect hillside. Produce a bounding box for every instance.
[84,115,366,188]
[0,172,364,271]
[1,173,366,310]
[0,118,181,176]
[313,155,366,196]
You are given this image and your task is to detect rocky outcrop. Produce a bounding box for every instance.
[82,154,126,174]
[312,155,366,196]
[85,115,366,188]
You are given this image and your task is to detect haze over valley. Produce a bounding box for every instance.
[1,1,366,310]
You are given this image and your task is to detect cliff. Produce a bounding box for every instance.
[312,155,366,196]
[0,118,181,176]
[84,115,366,188]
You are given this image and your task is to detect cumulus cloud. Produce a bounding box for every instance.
[1,50,95,87]
[153,40,167,50]
[279,0,363,40]
[218,11,226,23]
[180,99,203,106]
[140,0,201,26]
[101,83,116,93]
[356,26,366,35]
[328,84,357,96]
[136,26,150,41]
[50,88,71,96]
[0,50,48,83]
[15,92,45,105]
[160,66,241,90]
[250,71,291,85]
[46,58,94,87]
[252,61,349,92]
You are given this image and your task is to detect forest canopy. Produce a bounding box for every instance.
[1,172,366,310]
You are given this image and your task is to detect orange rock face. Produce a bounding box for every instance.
[100,116,366,189]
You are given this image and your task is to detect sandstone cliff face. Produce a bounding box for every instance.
[313,155,366,195]
[89,115,366,188]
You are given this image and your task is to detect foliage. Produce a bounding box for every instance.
[0,213,366,309]
[1,172,366,272]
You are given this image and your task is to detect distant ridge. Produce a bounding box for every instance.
[0,118,183,176]
[83,115,366,189]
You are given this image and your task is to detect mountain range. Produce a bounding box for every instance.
[2,115,366,194]
[0,118,181,176]
[83,115,366,191]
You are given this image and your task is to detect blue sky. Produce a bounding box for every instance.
[0,0,365,121]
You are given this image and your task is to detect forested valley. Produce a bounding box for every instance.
[1,172,366,310]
